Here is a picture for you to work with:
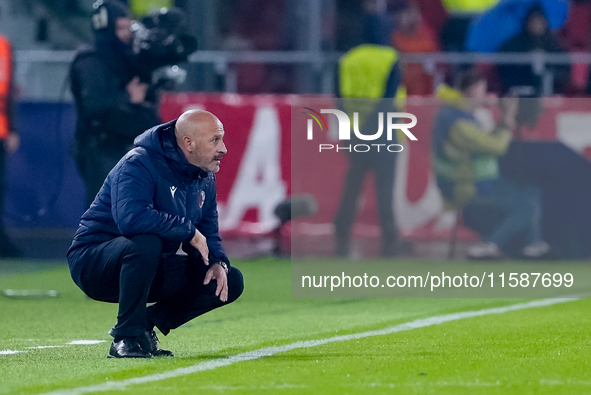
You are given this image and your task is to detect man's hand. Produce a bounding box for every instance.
[127,77,149,104]
[190,229,209,265]
[203,263,228,302]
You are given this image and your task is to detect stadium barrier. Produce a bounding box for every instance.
[13,50,591,100]
[5,95,591,258]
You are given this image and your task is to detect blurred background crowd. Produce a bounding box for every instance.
[3,0,591,99]
[1,0,591,261]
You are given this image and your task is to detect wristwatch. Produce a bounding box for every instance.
[215,261,229,274]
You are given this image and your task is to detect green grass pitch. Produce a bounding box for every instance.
[0,258,590,394]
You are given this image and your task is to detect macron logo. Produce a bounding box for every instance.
[170,186,177,198]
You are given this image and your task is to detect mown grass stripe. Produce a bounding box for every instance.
[40,297,579,395]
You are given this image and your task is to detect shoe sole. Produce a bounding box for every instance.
[152,351,174,357]
[107,354,153,359]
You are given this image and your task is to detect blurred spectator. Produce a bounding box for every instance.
[390,0,439,95]
[333,27,401,258]
[432,69,550,259]
[497,4,569,96]
[362,0,395,47]
[560,0,591,92]
[414,0,448,37]
[560,0,591,52]
[220,0,291,93]
[70,0,160,205]
[0,34,21,258]
[335,0,370,51]
[440,0,499,51]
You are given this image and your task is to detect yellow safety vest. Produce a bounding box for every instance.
[339,44,398,99]
[442,0,499,14]
[130,0,173,17]
[339,45,408,142]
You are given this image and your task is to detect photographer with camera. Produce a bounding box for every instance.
[70,0,161,205]
[432,69,551,260]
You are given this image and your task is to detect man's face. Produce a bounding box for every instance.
[464,80,488,109]
[190,120,227,173]
[464,80,487,99]
[394,4,420,35]
[527,13,548,37]
[115,17,133,45]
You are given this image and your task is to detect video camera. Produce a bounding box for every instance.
[131,7,198,89]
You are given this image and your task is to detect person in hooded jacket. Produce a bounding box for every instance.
[67,109,244,358]
[497,4,569,96]
[70,0,161,205]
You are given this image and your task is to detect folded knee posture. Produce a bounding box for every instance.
[67,109,243,358]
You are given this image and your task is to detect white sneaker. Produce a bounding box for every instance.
[467,242,502,260]
[522,241,551,259]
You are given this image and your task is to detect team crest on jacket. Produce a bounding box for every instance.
[198,190,205,208]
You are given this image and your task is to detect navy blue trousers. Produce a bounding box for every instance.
[68,234,244,338]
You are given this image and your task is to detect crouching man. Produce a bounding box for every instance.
[67,110,244,358]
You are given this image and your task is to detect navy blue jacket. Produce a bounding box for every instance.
[67,120,229,281]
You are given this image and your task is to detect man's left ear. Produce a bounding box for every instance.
[184,136,194,152]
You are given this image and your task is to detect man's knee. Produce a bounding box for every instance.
[226,267,244,304]
[125,234,163,267]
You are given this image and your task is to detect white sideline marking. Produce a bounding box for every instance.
[0,350,22,355]
[540,379,591,386]
[26,346,63,349]
[200,384,306,390]
[0,341,107,356]
[39,297,580,395]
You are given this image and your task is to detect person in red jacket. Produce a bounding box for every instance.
[0,34,21,258]
[390,0,440,95]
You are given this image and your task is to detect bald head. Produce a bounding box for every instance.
[175,110,221,139]
[174,109,227,173]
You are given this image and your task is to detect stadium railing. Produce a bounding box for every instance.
[13,50,591,99]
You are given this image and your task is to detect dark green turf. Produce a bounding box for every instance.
[0,259,587,394]
[124,298,589,395]
[0,260,62,277]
